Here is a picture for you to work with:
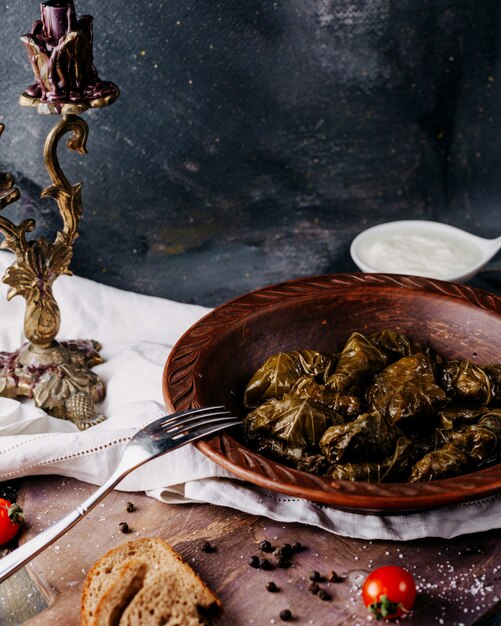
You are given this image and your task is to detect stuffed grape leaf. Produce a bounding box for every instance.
[250,436,304,465]
[478,408,501,436]
[296,454,329,475]
[289,376,361,419]
[244,350,335,408]
[366,353,447,427]
[328,436,412,482]
[406,427,449,462]
[448,426,498,464]
[243,395,343,464]
[409,443,471,482]
[438,406,488,430]
[370,330,432,362]
[319,411,400,463]
[409,410,501,481]
[484,365,501,403]
[325,332,388,394]
[440,360,493,405]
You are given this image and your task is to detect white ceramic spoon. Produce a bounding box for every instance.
[350,220,501,283]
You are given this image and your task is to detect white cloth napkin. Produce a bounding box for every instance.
[0,250,499,541]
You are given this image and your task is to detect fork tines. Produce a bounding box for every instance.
[162,406,239,440]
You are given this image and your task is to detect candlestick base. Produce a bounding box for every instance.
[0,340,105,430]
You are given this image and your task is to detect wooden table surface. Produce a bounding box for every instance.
[1,475,499,626]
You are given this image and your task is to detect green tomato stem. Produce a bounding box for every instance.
[369,595,409,620]
[7,503,25,525]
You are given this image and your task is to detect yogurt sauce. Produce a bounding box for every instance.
[362,233,482,279]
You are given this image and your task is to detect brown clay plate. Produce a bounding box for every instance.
[163,273,501,514]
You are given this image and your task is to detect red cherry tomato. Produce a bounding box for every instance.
[0,498,25,545]
[362,565,416,620]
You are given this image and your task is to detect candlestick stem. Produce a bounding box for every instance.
[0,118,106,430]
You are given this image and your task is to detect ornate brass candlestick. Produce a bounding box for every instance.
[0,1,119,430]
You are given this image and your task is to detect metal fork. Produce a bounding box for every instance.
[0,406,240,584]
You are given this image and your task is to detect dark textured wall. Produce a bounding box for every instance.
[0,0,500,305]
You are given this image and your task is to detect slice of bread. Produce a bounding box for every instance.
[81,537,222,626]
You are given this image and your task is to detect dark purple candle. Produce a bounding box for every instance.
[41,1,76,43]
[21,0,119,110]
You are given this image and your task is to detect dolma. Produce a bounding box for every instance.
[329,460,388,482]
[366,353,447,427]
[319,411,399,464]
[328,436,412,482]
[406,427,450,462]
[289,376,361,419]
[244,350,334,408]
[438,406,488,430]
[251,436,304,465]
[243,395,343,464]
[325,332,388,394]
[409,410,501,481]
[409,443,471,482]
[440,360,493,405]
[484,365,501,403]
[448,426,498,464]
[462,409,501,461]
[370,330,432,362]
[296,454,329,475]
[478,409,501,436]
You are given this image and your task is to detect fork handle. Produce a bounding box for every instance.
[0,471,122,584]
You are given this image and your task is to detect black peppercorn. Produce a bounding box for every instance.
[260,558,272,570]
[291,541,303,553]
[327,570,340,582]
[118,522,130,533]
[281,543,293,559]
[308,581,320,594]
[273,545,294,568]
[259,540,274,553]
[200,540,215,553]
[265,581,278,592]
[279,609,292,621]
[318,589,331,601]
[248,555,260,568]
[309,570,321,582]
[125,502,135,513]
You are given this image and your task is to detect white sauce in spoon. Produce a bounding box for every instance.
[362,233,483,279]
